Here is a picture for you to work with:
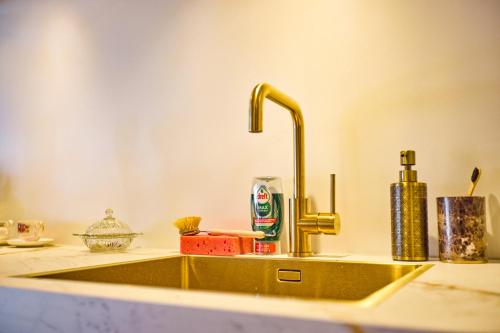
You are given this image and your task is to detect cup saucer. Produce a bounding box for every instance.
[7,238,55,247]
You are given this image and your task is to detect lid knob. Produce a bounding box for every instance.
[104,208,114,219]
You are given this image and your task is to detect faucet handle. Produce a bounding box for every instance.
[317,212,340,235]
[330,174,336,213]
[316,174,340,235]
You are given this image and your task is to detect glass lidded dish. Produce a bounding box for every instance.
[74,208,142,252]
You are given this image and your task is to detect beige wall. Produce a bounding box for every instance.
[1,0,499,257]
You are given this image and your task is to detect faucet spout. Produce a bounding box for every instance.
[249,83,304,199]
[248,83,340,257]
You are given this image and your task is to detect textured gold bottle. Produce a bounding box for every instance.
[390,150,428,261]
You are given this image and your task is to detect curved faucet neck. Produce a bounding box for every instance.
[249,83,305,200]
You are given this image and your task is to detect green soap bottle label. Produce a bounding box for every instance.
[256,186,272,216]
[251,184,283,242]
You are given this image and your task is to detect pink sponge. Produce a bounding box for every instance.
[238,236,254,254]
[180,235,254,256]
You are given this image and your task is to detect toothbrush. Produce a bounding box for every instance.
[467,167,481,196]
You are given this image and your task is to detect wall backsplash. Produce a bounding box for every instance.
[1,0,499,258]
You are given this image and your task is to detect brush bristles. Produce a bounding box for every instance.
[173,216,202,234]
[471,167,481,182]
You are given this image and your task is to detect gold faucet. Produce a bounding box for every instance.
[249,83,340,257]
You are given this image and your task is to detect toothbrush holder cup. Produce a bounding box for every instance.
[436,196,487,263]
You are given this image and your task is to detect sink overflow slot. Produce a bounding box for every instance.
[277,269,301,282]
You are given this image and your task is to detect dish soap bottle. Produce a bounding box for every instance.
[390,150,429,261]
[251,177,284,254]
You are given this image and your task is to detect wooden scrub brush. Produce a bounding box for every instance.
[173,216,265,239]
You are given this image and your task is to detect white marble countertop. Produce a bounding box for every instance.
[0,245,499,333]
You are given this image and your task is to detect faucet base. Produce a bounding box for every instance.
[288,252,314,257]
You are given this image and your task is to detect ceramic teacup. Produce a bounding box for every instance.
[0,227,8,241]
[0,220,14,241]
[16,220,45,241]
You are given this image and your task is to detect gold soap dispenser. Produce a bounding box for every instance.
[390,150,429,261]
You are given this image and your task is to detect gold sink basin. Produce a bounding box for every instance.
[27,256,432,306]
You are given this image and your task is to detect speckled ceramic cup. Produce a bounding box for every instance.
[437,196,487,263]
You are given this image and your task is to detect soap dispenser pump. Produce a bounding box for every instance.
[390,150,429,261]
